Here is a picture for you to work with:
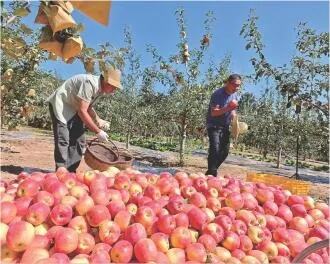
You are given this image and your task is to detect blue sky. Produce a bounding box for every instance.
[22,1,329,96]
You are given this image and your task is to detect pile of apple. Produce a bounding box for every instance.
[1,167,329,264]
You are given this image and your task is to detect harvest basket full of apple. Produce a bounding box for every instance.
[1,166,329,263]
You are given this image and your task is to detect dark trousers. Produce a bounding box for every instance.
[49,104,85,172]
[205,126,230,176]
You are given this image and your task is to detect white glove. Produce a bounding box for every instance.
[96,130,109,142]
[97,119,110,131]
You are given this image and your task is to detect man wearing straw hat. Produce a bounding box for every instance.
[47,66,122,172]
[205,74,241,177]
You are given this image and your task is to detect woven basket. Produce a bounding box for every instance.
[84,138,133,171]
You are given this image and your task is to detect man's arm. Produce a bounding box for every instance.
[211,105,232,117]
[77,99,101,133]
[87,107,101,124]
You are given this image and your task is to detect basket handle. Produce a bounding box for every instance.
[88,137,120,158]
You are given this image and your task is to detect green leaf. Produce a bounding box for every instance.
[20,24,33,34]
[13,7,30,17]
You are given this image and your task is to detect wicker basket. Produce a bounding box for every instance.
[246,172,310,195]
[84,138,133,171]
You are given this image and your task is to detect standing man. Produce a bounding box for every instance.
[205,74,241,176]
[47,66,122,172]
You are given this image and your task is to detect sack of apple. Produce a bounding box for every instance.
[1,167,329,264]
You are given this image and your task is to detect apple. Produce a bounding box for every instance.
[207,197,221,213]
[69,185,87,199]
[114,175,130,190]
[218,207,236,220]
[272,227,289,243]
[17,179,39,197]
[151,232,170,253]
[1,201,17,223]
[309,226,329,239]
[214,214,232,231]
[263,201,278,215]
[36,191,54,207]
[111,240,133,263]
[287,195,304,206]
[202,207,216,223]
[289,216,309,234]
[50,253,70,264]
[257,240,278,260]
[166,195,185,214]
[291,204,307,217]
[89,249,110,263]
[134,238,158,263]
[0,223,9,245]
[274,190,287,205]
[6,220,35,252]
[239,235,253,252]
[203,223,224,243]
[1,245,19,263]
[187,207,208,231]
[170,226,192,249]
[114,210,132,232]
[222,231,240,251]
[83,170,97,186]
[214,246,232,262]
[91,189,110,206]
[189,192,207,208]
[26,202,50,225]
[303,196,315,210]
[76,232,95,254]
[144,185,161,200]
[265,214,278,230]
[277,204,293,223]
[14,197,32,217]
[232,249,246,260]
[248,250,269,264]
[29,234,50,249]
[256,188,274,204]
[166,248,186,264]
[276,242,290,257]
[98,220,121,245]
[68,216,89,234]
[157,214,176,235]
[175,212,189,228]
[54,227,78,254]
[247,226,264,244]
[75,195,95,216]
[309,208,325,221]
[135,206,156,228]
[198,234,216,253]
[225,192,244,210]
[48,182,68,204]
[231,220,247,236]
[50,204,72,226]
[21,247,49,264]
[123,223,147,245]
[241,255,260,264]
[86,205,111,227]
[107,200,125,217]
[186,242,207,262]
[193,177,208,192]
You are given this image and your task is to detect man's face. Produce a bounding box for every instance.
[102,82,117,94]
[226,79,241,94]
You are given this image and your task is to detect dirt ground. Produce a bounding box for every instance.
[1,127,328,201]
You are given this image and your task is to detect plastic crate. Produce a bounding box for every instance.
[246,172,310,195]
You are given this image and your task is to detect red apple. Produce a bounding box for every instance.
[107,200,125,217]
[54,227,78,254]
[239,235,253,252]
[256,188,274,204]
[26,202,50,225]
[256,240,278,260]
[247,226,264,244]
[98,220,121,245]
[175,212,189,228]
[214,246,232,262]
[151,232,170,253]
[157,214,176,235]
[207,197,222,213]
[50,204,72,226]
[14,197,32,216]
[36,191,54,207]
[222,231,240,251]
[135,206,156,228]
[123,223,147,245]
[111,240,133,263]
[68,216,89,234]
[20,247,49,264]
[263,201,278,215]
[17,179,39,197]
[134,238,158,262]
[75,194,94,216]
[170,226,192,249]
[167,247,186,264]
[1,201,17,224]
[187,207,208,231]
[202,223,224,243]
[189,192,207,208]
[186,242,207,262]
[231,220,247,236]
[225,192,244,210]
[76,232,95,254]
[277,204,293,223]
[114,210,132,232]
[6,220,35,252]
[198,234,216,253]
[86,205,111,227]
[214,214,233,231]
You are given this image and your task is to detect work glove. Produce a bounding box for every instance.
[97,119,110,131]
[96,130,109,142]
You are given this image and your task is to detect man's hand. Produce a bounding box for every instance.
[96,130,109,142]
[228,100,238,111]
[97,119,110,131]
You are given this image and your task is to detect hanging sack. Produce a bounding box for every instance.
[45,4,77,33]
[62,36,83,60]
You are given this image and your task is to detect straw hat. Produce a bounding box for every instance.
[103,66,123,90]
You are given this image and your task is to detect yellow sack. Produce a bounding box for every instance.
[46,5,77,33]
[39,39,64,58]
[231,114,239,141]
[70,1,111,26]
[62,36,83,60]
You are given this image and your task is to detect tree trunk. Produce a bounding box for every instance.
[179,116,187,166]
[276,146,282,168]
